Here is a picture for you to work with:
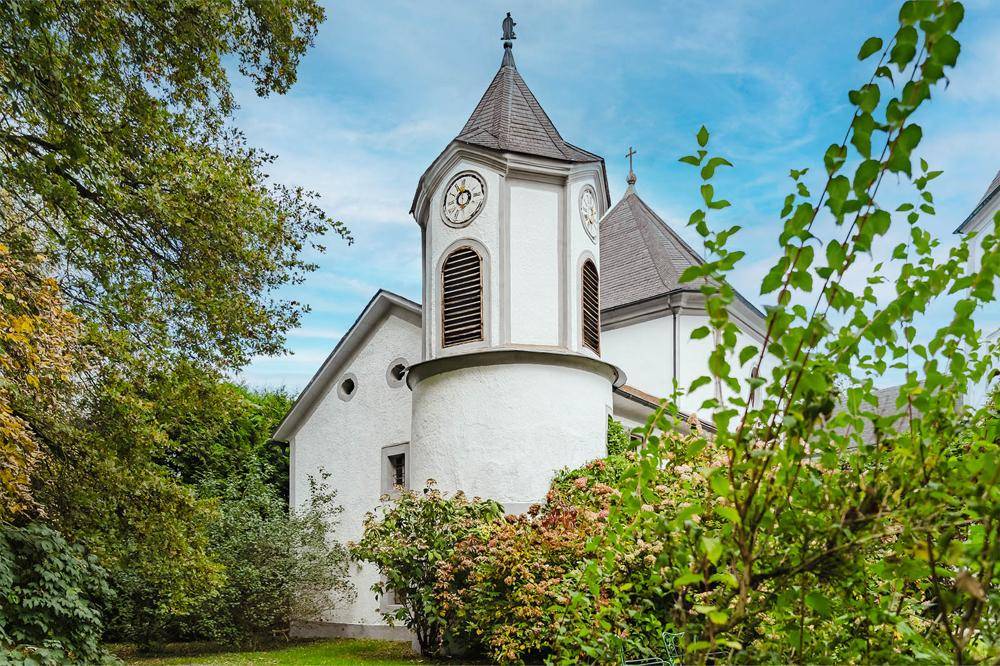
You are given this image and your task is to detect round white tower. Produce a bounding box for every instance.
[406,18,623,511]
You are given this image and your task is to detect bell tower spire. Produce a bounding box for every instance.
[406,13,622,511]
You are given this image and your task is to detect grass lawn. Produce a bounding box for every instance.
[117,638,426,665]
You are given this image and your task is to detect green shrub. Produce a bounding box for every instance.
[0,522,113,665]
[606,417,632,456]
[96,465,223,650]
[351,482,504,657]
[183,472,354,645]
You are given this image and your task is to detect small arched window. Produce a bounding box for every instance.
[441,246,483,347]
[581,259,600,354]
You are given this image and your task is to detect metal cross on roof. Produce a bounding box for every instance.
[626,146,637,189]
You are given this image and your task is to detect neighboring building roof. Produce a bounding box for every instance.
[856,385,908,444]
[613,384,717,435]
[599,189,704,310]
[454,53,602,164]
[272,289,420,442]
[956,168,1000,233]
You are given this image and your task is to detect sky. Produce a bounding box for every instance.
[233,0,1000,391]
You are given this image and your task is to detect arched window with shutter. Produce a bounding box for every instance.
[581,259,600,354]
[441,246,484,347]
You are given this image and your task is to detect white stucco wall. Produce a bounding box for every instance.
[966,328,999,409]
[425,158,503,358]
[290,311,421,628]
[410,360,612,507]
[603,310,777,422]
[508,179,561,346]
[602,315,675,398]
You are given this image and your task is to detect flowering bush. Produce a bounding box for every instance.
[438,456,633,663]
[351,481,504,657]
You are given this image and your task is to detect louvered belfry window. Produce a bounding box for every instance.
[581,259,600,354]
[441,246,484,347]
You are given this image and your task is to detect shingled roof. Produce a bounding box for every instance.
[454,53,601,163]
[599,190,705,310]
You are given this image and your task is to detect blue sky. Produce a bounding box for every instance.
[234,0,1000,391]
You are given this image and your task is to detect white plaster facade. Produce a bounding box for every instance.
[408,137,617,511]
[958,171,1000,409]
[283,294,421,636]
[409,356,614,511]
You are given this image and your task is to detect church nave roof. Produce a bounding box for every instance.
[599,189,705,310]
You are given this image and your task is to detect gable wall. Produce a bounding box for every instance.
[290,310,421,628]
[604,311,777,420]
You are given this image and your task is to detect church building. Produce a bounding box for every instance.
[272,16,997,640]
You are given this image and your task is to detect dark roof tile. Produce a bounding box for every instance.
[455,62,601,163]
[599,190,704,309]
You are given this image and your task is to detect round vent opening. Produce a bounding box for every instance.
[337,373,358,401]
[386,358,409,388]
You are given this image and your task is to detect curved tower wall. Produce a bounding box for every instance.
[408,354,614,509]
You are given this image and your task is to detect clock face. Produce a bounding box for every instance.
[579,185,599,241]
[442,171,487,227]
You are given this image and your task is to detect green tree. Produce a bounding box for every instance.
[0,0,348,370]
[1,0,350,649]
[553,1,1000,663]
[0,231,80,520]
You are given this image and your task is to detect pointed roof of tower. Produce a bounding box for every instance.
[411,16,608,217]
[454,53,601,163]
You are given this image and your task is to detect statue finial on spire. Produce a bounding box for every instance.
[500,12,517,68]
[502,12,516,41]
[626,146,637,192]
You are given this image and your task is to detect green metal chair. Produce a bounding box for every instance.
[619,630,684,666]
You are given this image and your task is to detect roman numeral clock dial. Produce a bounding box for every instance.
[441,171,487,227]
[579,185,599,241]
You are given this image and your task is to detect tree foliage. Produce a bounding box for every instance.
[0,522,113,665]
[0,0,353,653]
[0,0,348,370]
[555,1,1000,662]
[0,232,79,520]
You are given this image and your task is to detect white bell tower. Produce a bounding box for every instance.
[405,16,623,510]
